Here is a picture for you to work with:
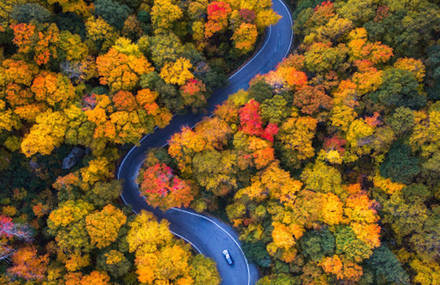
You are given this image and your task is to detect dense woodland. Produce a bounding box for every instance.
[0,0,277,283]
[1,0,440,284]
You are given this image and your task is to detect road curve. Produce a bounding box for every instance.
[118,1,293,284]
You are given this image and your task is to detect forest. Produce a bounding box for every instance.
[1,0,440,284]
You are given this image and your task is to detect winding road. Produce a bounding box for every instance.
[117,1,293,284]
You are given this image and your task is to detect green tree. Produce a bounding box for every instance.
[248,80,273,103]
[386,107,414,136]
[260,95,289,124]
[97,250,131,278]
[426,45,440,100]
[243,241,272,268]
[334,226,373,263]
[380,143,420,184]
[94,0,131,29]
[370,68,426,110]
[299,228,335,262]
[11,3,51,23]
[364,245,410,285]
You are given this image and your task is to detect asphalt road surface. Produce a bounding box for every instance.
[118,1,293,284]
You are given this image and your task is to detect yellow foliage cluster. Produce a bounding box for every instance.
[80,157,113,186]
[277,115,318,167]
[48,200,93,228]
[160,57,194,86]
[410,109,440,159]
[48,0,91,16]
[85,204,127,248]
[394,57,426,82]
[373,174,405,195]
[320,193,343,225]
[232,23,258,52]
[104,250,124,265]
[126,211,201,284]
[151,0,183,30]
[21,111,68,157]
[85,16,117,43]
[64,252,90,272]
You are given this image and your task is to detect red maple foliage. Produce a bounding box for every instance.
[239,99,264,136]
[239,100,279,142]
[139,163,194,209]
[0,215,32,241]
[0,215,14,238]
[324,136,347,153]
[239,9,256,23]
[207,1,232,21]
[261,123,279,142]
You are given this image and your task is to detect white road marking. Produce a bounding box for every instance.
[170,207,251,285]
[117,1,293,284]
[279,0,294,56]
[119,194,203,253]
[171,231,203,254]
[229,26,272,80]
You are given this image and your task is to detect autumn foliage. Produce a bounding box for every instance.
[139,163,195,210]
[2,0,440,284]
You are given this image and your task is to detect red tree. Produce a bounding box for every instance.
[239,100,279,142]
[139,163,195,210]
[0,215,32,241]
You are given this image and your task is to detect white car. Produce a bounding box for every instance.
[222,249,233,265]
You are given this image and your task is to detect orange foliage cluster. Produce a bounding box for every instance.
[8,247,49,281]
[96,47,153,91]
[11,23,59,65]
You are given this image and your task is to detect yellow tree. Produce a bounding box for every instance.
[47,199,94,253]
[1,59,38,88]
[268,221,304,262]
[319,192,343,225]
[85,204,127,249]
[47,0,91,16]
[160,57,194,86]
[151,0,183,31]
[231,23,258,53]
[394,58,425,82]
[80,157,113,186]
[345,118,375,158]
[58,30,89,61]
[260,162,302,206]
[127,211,196,284]
[277,115,317,169]
[168,126,207,174]
[85,16,118,49]
[21,111,68,157]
